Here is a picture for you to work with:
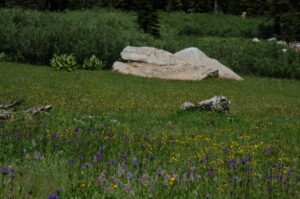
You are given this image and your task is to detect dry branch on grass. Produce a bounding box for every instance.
[0,100,52,120]
[181,96,230,112]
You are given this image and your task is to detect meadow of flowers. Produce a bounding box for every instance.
[0,62,300,198]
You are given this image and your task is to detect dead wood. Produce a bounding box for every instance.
[0,104,53,120]
[181,96,230,112]
[0,99,24,110]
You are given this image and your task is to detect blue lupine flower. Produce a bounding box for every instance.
[48,194,58,199]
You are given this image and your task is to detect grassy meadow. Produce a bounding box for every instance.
[0,62,300,198]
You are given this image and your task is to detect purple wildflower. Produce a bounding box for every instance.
[96,171,106,187]
[126,171,134,180]
[150,155,155,161]
[264,146,272,154]
[232,163,238,170]
[2,167,9,175]
[119,154,126,160]
[56,189,62,195]
[124,185,134,195]
[48,194,58,199]
[27,190,32,195]
[99,146,105,152]
[68,159,75,164]
[268,186,273,192]
[9,173,15,179]
[118,164,126,178]
[96,153,104,162]
[107,161,117,166]
[139,173,149,186]
[140,144,146,149]
[84,163,90,168]
[132,157,138,167]
[157,166,163,178]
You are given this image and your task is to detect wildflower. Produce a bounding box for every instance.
[112,183,118,188]
[27,190,32,195]
[139,173,149,187]
[48,194,58,199]
[157,166,163,178]
[132,157,138,167]
[81,184,86,187]
[97,171,106,187]
[119,154,126,161]
[56,189,62,195]
[34,151,42,160]
[124,185,134,195]
[68,159,75,164]
[99,146,105,152]
[118,164,126,178]
[150,155,155,161]
[140,144,146,149]
[20,148,26,154]
[96,153,104,162]
[126,171,134,180]
[268,186,273,192]
[84,163,90,168]
[1,167,9,175]
[9,173,15,179]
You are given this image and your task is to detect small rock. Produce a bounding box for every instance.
[252,38,260,42]
[167,121,174,128]
[111,119,120,125]
[268,37,277,42]
[277,41,287,46]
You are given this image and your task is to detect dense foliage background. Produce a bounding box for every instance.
[0,8,299,78]
[0,0,300,40]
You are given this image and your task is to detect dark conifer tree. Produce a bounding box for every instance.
[168,0,183,11]
[136,0,160,38]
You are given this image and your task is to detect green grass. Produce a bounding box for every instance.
[0,62,300,198]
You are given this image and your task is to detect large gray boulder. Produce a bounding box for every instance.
[112,46,243,81]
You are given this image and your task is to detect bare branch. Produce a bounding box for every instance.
[0,99,24,110]
[181,96,230,112]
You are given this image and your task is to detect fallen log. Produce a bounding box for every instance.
[23,105,53,115]
[0,99,24,110]
[0,105,53,120]
[181,96,230,112]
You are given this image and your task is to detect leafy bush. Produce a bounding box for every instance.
[83,55,104,70]
[0,52,8,61]
[50,54,78,71]
[0,8,299,79]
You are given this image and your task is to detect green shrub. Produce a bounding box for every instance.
[50,54,78,71]
[0,8,299,79]
[83,55,104,70]
[0,52,8,61]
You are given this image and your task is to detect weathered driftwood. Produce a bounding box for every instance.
[0,110,10,120]
[23,105,53,115]
[0,102,53,120]
[181,96,230,112]
[0,99,24,110]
